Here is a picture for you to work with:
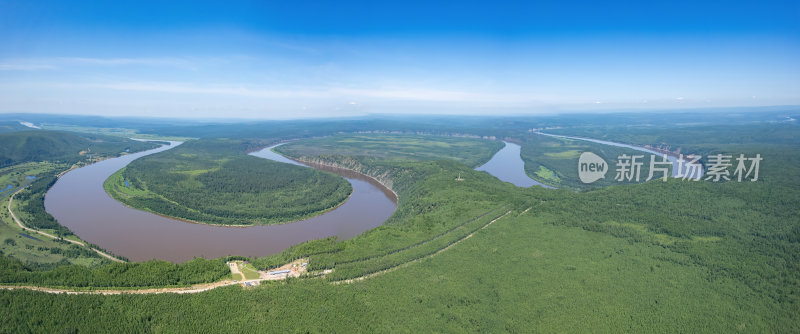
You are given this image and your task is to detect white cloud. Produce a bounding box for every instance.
[0,57,196,71]
[96,82,548,105]
[332,88,489,102]
[99,82,332,98]
[74,81,489,102]
[0,63,57,71]
[63,57,191,67]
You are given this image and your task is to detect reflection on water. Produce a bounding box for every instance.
[45,143,396,262]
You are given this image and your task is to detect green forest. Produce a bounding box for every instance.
[0,116,797,332]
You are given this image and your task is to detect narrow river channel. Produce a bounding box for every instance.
[475,141,555,188]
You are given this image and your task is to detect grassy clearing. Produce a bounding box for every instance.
[534,165,559,182]
[238,263,261,280]
[543,149,581,158]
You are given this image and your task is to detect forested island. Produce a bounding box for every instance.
[105,139,353,226]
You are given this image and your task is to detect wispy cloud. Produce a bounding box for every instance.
[99,82,332,98]
[0,63,57,71]
[331,88,480,102]
[65,57,192,67]
[97,82,526,103]
[27,81,561,107]
[0,57,196,71]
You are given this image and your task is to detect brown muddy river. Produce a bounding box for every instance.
[44,143,397,262]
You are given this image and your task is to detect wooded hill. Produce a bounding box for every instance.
[0,130,158,168]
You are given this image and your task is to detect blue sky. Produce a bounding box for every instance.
[0,0,798,119]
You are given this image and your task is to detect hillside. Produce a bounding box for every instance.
[0,130,157,168]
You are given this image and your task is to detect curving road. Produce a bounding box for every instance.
[7,187,124,262]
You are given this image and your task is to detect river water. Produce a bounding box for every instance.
[44,143,396,262]
[476,141,555,188]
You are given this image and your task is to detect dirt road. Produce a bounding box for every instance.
[0,259,309,295]
[6,187,124,262]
